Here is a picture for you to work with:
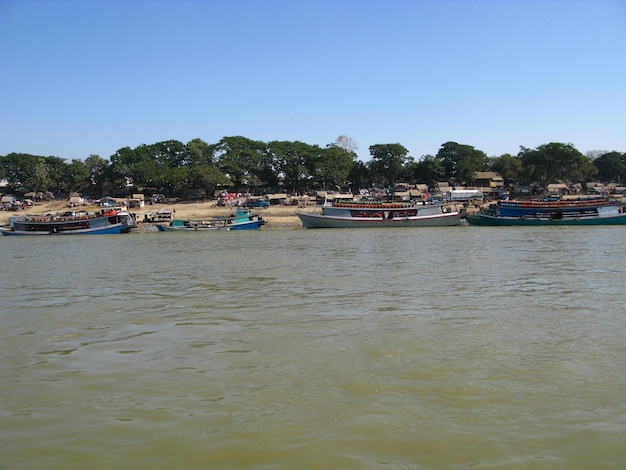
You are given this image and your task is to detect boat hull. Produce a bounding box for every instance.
[466,213,626,226]
[0,224,134,235]
[0,210,136,236]
[155,210,265,232]
[155,220,264,231]
[296,211,463,228]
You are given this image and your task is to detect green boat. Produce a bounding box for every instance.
[466,205,626,226]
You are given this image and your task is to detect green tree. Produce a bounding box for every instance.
[28,158,53,192]
[1,153,40,191]
[187,164,230,193]
[319,143,356,190]
[518,142,597,188]
[268,141,316,193]
[435,141,489,185]
[109,146,158,191]
[347,160,373,191]
[216,136,266,190]
[593,151,626,184]
[490,153,523,184]
[151,140,188,167]
[84,154,110,195]
[43,156,69,192]
[187,138,216,166]
[412,155,445,188]
[64,159,91,193]
[368,143,409,187]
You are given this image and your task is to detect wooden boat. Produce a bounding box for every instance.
[0,207,137,236]
[295,200,464,228]
[155,209,266,231]
[496,196,612,217]
[466,205,626,226]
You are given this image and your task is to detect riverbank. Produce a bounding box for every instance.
[0,199,477,229]
[0,200,306,228]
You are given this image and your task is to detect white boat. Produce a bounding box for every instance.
[296,200,464,228]
[0,207,137,236]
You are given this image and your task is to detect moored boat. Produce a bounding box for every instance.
[295,200,464,228]
[0,207,137,236]
[496,196,612,217]
[466,204,626,226]
[155,209,266,231]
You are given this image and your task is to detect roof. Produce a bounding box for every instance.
[547,183,569,190]
[475,171,504,181]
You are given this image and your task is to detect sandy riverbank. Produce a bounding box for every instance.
[0,199,478,229]
[0,200,307,228]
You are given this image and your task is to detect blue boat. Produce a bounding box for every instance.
[496,196,612,217]
[466,205,626,226]
[155,209,266,231]
[0,207,137,236]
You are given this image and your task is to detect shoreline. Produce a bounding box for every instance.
[0,200,307,229]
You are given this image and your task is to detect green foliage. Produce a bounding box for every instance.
[412,155,445,188]
[215,136,266,189]
[489,153,523,184]
[268,140,317,193]
[593,151,626,184]
[435,142,489,185]
[518,143,597,188]
[319,145,356,190]
[2,137,624,198]
[347,160,372,190]
[84,154,109,194]
[368,143,409,186]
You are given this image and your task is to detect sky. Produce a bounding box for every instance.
[1,0,625,162]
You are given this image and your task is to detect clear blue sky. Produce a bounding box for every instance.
[2,0,625,162]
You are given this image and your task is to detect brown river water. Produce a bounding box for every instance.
[1,226,625,469]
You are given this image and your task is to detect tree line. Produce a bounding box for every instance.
[1,136,625,198]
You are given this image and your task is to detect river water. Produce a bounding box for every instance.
[1,226,625,469]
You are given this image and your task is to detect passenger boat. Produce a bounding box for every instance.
[466,204,626,226]
[295,200,464,228]
[496,196,612,217]
[0,207,137,236]
[155,209,266,231]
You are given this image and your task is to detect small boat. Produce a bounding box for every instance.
[295,200,464,228]
[0,207,137,236]
[466,205,626,226]
[155,209,266,231]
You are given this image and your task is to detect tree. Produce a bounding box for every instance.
[412,155,445,188]
[490,153,523,184]
[331,135,359,155]
[1,153,40,191]
[267,140,316,193]
[64,159,91,193]
[151,140,188,167]
[518,142,597,188]
[593,151,626,184]
[319,142,357,190]
[368,143,409,187]
[435,141,488,185]
[215,136,266,190]
[28,158,52,192]
[187,138,216,166]
[84,154,110,195]
[347,160,372,191]
[187,164,230,193]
